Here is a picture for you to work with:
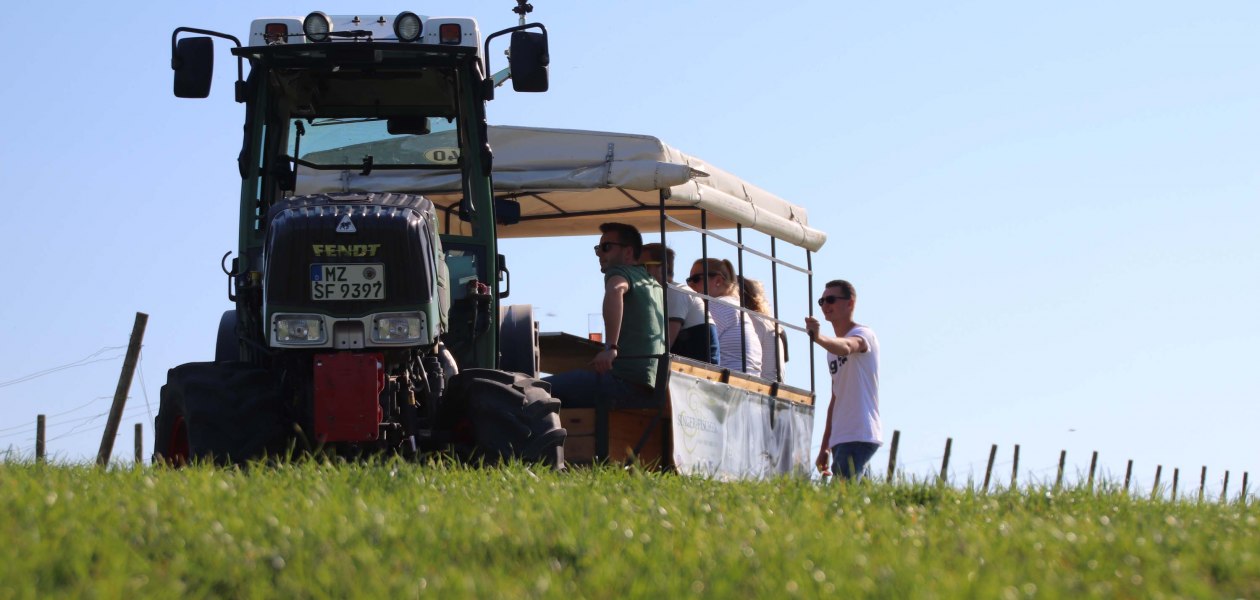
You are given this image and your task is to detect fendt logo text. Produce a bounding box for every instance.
[312,244,383,257]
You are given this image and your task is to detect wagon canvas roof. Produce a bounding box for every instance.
[295,125,827,251]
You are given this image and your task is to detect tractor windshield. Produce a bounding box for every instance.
[290,117,462,169]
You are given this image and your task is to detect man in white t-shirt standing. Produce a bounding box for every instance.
[805,279,881,480]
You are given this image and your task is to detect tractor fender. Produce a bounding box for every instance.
[215,309,239,362]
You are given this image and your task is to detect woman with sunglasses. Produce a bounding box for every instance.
[687,258,762,377]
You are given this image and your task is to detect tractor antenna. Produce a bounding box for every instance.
[512,1,534,26]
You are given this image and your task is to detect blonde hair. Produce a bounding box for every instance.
[738,276,771,315]
[690,258,738,297]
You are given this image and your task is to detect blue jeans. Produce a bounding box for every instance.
[831,442,880,481]
[542,369,655,409]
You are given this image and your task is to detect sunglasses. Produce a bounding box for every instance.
[818,295,852,306]
[593,242,630,253]
[686,273,721,285]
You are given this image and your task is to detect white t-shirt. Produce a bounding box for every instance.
[711,295,762,376]
[826,325,881,448]
[666,281,710,329]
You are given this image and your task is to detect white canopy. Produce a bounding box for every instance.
[295,125,827,251]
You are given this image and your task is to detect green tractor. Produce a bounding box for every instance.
[155,6,565,466]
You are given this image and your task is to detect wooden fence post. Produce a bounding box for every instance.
[1152,465,1162,499]
[983,444,997,493]
[1055,450,1066,489]
[36,415,46,463]
[1010,444,1020,489]
[1087,451,1098,491]
[1124,460,1133,494]
[1242,472,1250,505]
[938,437,952,485]
[1199,466,1207,503]
[97,312,149,466]
[1172,468,1179,502]
[134,423,143,465]
[886,430,900,482]
[1221,471,1230,504]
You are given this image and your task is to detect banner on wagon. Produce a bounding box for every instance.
[668,371,814,480]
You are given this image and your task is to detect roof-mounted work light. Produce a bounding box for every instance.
[303,12,333,43]
[394,12,423,42]
[438,23,462,44]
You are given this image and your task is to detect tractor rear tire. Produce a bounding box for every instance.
[441,368,566,469]
[153,361,287,466]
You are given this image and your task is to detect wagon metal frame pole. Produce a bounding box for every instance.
[983,444,997,493]
[700,210,712,366]
[36,414,46,463]
[658,193,669,335]
[769,237,782,383]
[806,250,814,396]
[885,430,900,482]
[638,192,672,463]
[735,224,747,373]
[97,312,149,467]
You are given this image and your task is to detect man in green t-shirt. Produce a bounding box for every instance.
[543,223,665,408]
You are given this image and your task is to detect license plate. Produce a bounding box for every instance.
[311,263,385,301]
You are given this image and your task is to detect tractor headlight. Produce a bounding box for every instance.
[394,12,423,42]
[372,313,425,343]
[275,315,327,344]
[303,11,333,43]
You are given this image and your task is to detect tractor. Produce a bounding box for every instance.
[155,5,566,466]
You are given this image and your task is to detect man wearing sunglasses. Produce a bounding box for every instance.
[543,223,666,411]
[805,280,881,481]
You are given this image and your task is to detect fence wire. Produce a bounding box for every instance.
[0,346,127,389]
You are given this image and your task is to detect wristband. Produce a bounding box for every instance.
[607,344,620,351]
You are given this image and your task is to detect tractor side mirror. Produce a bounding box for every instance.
[508,30,549,92]
[495,198,521,225]
[173,36,214,98]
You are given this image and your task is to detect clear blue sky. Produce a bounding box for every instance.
[2,2,1257,495]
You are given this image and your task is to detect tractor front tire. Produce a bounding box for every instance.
[153,361,287,466]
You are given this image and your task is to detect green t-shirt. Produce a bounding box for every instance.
[605,265,665,388]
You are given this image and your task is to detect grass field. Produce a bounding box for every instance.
[2,461,1257,599]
